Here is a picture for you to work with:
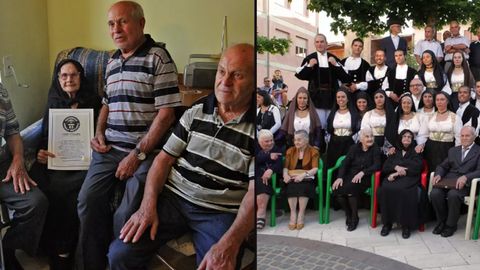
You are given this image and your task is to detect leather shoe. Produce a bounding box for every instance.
[432,222,445,235]
[347,218,358,231]
[441,225,457,237]
[380,224,392,236]
[402,227,411,239]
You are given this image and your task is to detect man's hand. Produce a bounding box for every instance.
[349,83,358,93]
[308,58,318,67]
[270,153,281,160]
[115,152,141,180]
[119,204,159,243]
[352,171,364,183]
[328,56,337,66]
[456,175,467,190]
[2,157,37,194]
[433,175,442,184]
[37,149,55,164]
[198,240,239,270]
[332,178,343,190]
[415,144,424,153]
[90,133,111,153]
[389,93,400,103]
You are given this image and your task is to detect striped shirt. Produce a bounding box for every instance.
[163,94,255,213]
[103,35,181,151]
[0,83,20,141]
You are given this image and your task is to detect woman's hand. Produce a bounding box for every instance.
[387,173,397,181]
[37,149,56,164]
[283,173,291,184]
[394,165,407,176]
[352,171,365,183]
[415,144,424,153]
[293,173,305,183]
[262,169,272,185]
[387,147,396,156]
[332,178,343,190]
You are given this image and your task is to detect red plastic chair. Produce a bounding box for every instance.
[371,160,428,230]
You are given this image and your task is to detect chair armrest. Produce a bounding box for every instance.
[428,172,435,196]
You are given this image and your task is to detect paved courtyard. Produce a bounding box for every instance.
[258,209,480,270]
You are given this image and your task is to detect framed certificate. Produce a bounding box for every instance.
[48,109,94,170]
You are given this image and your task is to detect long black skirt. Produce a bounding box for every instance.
[256,174,273,196]
[378,176,420,229]
[332,172,370,197]
[424,139,454,173]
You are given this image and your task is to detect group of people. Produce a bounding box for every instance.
[1,1,254,270]
[256,18,480,240]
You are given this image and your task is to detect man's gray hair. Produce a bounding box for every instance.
[315,33,328,43]
[114,1,144,21]
[461,125,477,136]
[258,129,273,140]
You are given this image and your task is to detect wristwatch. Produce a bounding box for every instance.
[134,147,147,161]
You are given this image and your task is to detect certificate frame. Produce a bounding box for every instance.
[48,108,94,170]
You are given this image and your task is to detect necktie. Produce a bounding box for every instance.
[462,147,469,162]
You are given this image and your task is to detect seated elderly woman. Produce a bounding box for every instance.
[377,129,423,239]
[29,59,101,269]
[332,127,381,231]
[256,129,282,230]
[283,129,319,230]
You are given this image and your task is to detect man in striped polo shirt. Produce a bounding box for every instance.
[76,1,181,269]
[108,44,255,270]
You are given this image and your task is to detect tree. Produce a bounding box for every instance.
[307,0,480,37]
[256,35,292,55]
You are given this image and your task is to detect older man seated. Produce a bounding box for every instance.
[430,126,480,237]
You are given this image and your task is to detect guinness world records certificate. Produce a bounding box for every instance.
[48,109,94,170]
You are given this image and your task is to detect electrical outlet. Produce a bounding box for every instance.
[3,56,13,77]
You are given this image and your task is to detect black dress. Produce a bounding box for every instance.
[255,145,282,196]
[285,159,315,199]
[377,149,423,229]
[333,143,381,197]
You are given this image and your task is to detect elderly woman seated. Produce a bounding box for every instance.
[332,127,381,231]
[283,129,319,230]
[377,129,423,239]
[255,129,282,230]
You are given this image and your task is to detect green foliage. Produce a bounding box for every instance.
[306,0,480,37]
[256,35,292,55]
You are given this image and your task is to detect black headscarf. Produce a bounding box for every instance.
[374,89,396,145]
[418,50,446,92]
[40,59,101,149]
[397,129,416,151]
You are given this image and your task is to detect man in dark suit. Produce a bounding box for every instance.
[380,17,408,68]
[430,126,480,237]
[456,85,479,126]
[295,33,348,128]
[469,27,480,81]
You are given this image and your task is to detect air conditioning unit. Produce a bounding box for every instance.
[183,54,220,89]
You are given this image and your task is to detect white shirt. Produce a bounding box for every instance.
[418,111,461,146]
[333,111,352,129]
[423,70,452,94]
[344,56,368,90]
[366,65,388,84]
[294,113,311,133]
[398,113,424,144]
[444,35,471,61]
[462,143,474,161]
[412,94,422,111]
[475,99,480,111]
[391,35,400,49]
[295,51,330,74]
[414,39,444,58]
[361,110,386,136]
[383,64,417,96]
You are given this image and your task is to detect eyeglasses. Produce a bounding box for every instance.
[59,72,80,81]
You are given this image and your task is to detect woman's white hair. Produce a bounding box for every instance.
[359,127,373,138]
[258,129,273,140]
[294,129,309,140]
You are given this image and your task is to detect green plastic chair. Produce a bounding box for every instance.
[323,155,376,224]
[269,157,324,227]
[474,193,480,240]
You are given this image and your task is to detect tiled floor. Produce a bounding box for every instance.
[258,209,480,270]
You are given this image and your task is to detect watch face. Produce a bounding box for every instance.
[137,152,146,161]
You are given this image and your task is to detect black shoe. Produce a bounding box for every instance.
[49,254,73,270]
[3,248,24,270]
[441,225,457,237]
[402,227,411,239]
[347,218,359,231]
[346,216,352,226]
[432,222,445,235]
[380,224,392,236]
